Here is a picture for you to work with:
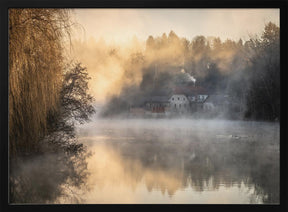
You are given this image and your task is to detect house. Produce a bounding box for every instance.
[173,85,206,95]
[130,86,212,116]
[169,94,190,114]
[170,86,209,114]
[145,96,170,113]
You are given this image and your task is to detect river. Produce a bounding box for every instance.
[54,118,279,204]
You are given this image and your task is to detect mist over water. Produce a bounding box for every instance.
[60,118,279,204]
[10,118,279,204]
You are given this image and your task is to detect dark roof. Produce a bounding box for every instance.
[173,86,207,96]
[145,96,170,103]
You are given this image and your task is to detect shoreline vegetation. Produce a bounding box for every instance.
[8,8,279,203]
[9,9,95,203]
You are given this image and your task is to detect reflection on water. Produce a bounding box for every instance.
[57,119,279,204]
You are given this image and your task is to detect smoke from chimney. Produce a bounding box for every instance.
[181,68,196,86]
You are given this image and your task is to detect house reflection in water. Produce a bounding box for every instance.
[71,120,279,204]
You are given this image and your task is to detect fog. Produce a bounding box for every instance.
[77,117,279,145]
[67,15,280,122]
[70,118,279,204]
[10,117,279,204]
[69,37,145,103]
[9,151,89,203]
[69,31,243,104]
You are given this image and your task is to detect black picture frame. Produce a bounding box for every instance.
[1,0,287,212]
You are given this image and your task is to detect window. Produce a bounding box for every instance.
[172,98,174,100]
[179,104,181,108]
[178,97,179,100]
[175,104,176,108]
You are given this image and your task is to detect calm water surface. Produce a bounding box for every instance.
[56,119,279,204]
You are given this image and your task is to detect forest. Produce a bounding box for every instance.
[99,23,279,121]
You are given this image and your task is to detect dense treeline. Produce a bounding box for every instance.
[103,22,279,121]
[244,23,280,120]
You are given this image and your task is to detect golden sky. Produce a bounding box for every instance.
[69,9,279,104]
[72,9,279,43]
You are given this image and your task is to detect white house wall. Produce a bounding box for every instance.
[169,94,190,113]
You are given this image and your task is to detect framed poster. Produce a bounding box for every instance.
[1,0,287,211]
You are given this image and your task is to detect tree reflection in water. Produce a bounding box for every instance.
[10,120,279,204]
[74,120,279,204]
[9,149,91,204]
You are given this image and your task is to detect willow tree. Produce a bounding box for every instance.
[9,9,74,156]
